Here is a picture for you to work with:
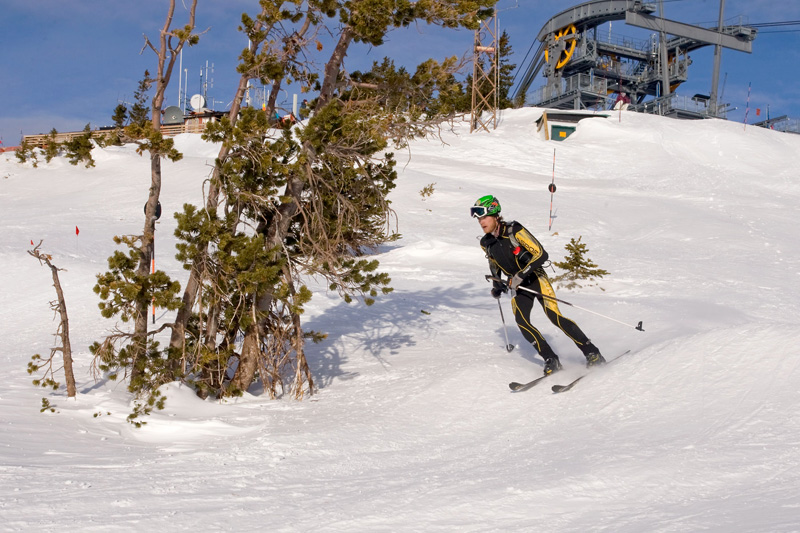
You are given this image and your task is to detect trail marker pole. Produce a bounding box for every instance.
[151,236,156,325]
[145,201,162,325]
[743,82,751,131]
[548,148,557,231]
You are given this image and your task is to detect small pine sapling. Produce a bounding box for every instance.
[43,129,60,163]
[552,236,609,290]
[14,140,40,167]
[40,398,57,413]
[62,124,96,168]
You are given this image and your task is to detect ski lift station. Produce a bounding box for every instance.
[512,0,759,121]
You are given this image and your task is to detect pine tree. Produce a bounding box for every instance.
[552,236,609,290]
[109,103,128,145]
[62,124,96,168]
[496,30,516,109]
[168,0,497,401]
[87,0,498,420]
[43,129,60,163]
[14,139,39,167]
[112,103,128,128]
[128,70,153,128]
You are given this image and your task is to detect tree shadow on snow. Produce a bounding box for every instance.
[303,284,474,389]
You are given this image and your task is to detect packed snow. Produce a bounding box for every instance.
[1,108,799,531]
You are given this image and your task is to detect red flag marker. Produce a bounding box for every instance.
[75,226,80,236]
[30,240,34,245]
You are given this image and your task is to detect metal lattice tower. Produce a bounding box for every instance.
[471,15,499,133]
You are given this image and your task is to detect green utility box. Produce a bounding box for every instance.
[551,125,576,141]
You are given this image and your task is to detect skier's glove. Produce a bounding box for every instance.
[491,286,507,299]
[509,273,525,290]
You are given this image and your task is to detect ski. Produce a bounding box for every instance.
[509,374,549,392]
[551,350,632,394]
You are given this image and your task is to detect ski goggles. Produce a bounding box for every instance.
[470,206,490,218]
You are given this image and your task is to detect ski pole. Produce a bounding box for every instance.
[485,275,644,332]
[496,298,515,352]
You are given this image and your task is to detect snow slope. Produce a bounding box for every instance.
[1,108,800,532]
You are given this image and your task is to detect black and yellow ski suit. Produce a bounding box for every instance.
[480,220,593,360]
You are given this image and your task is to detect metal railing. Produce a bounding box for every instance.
[593,29,654,53]
[531,73,609,106]
[627,93,725,118]
[767,117,800,134]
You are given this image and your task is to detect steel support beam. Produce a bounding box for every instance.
[709,0,726,117]
[537,0,656,42]
[625,11,753,53]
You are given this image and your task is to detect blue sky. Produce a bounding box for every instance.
[2,0,798,145]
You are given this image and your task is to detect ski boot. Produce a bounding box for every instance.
[543,357,563,376]
[583,342,606,367]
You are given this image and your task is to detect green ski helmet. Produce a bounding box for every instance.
[470,195,501,218]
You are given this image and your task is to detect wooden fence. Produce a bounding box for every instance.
[21,122,208,149]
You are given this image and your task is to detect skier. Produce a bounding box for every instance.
[472,195,605,376]
[613,92,631,111]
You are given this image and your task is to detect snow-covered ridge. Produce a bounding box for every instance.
[2,108,799,531]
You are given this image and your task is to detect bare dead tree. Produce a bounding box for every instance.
[28,241,76,398]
